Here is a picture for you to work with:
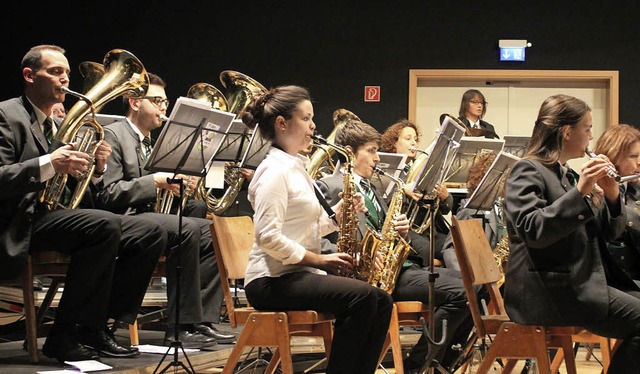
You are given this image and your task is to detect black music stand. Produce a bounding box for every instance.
[464,151,520,212]
[411,115,466,374]
[445,137,505,188]
[145,97,235,374]
[371,152,407,200]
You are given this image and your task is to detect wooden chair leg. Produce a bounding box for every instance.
[559,337,577,374]
[129,320,140,346]
[21,259,38,363]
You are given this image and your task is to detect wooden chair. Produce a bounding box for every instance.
[0,251,71,363]
[210,214,335,374]
[377,301,430,373]
[550,331,617,373]
[450,216,581,374]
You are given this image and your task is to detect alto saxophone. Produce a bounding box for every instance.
[360,167,415,293]
[311,135,361,277]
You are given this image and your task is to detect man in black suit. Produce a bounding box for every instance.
[457,89,498,139]
[316,120,478,372]
[93,73,235,347]
[0,44,165,362]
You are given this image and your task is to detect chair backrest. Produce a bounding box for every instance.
[450,216,506,338]
[210,214,254,327]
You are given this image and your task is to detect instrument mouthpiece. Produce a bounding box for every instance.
[311,134,327,144]
[159,114,169,121]
[409,147,430,155]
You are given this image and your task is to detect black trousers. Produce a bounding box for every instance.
[246,272,393,374]
[138,213,222,324]
[584,287,640,374]
[392,264,478,368]
[31,209,164,330]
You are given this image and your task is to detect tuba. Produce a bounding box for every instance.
[154,82,229,214]
[79,61,105,94]
[204,71,268,215]
[359,167,415,293]
[311,135,361,278]
[307,109,361,179]
[40,49,148,210]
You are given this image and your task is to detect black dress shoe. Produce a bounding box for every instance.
[42,334,100,363]
[194,323,237,344]
[78,328,140,358]
[163,329,217,349]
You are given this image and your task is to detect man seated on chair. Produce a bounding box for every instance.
[316,120,481,372]
[0,44,167,362]
[93,72,236,348]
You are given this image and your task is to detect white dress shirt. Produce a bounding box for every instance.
[245,147,338,285]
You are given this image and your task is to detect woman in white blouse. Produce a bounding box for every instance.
[241,85,393,374]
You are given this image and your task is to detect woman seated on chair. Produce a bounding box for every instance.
[241,85,393,374]
[503,94,640,372]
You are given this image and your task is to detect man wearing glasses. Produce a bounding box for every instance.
[457,89,498,139]
[93,72,236,348]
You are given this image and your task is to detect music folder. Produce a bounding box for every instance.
[370,152,407,199]
[502,135,531,158]
[145,96,236,177]
[446,137,505,186]
[464,151,520,211]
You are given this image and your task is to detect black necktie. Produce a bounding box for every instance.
[566,169,579,187]
[43,117,54,145]
[142,136,152,161]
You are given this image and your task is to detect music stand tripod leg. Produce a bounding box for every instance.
[153,179,196,374]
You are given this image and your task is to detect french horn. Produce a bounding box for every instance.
[40,49,149,210]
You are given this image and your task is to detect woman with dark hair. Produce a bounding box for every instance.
[595,124,640,287]
[457,89,497,138]
[503,94,640,372]
[241,85,393,374]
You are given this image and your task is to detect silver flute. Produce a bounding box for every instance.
[618,172,640,183]
[586,147,621,182]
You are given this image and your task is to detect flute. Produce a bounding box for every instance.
[585,147,621,182]
[618,172,640,183]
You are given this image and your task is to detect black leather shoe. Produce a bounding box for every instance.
[194,323,236,344]
[43,334,100,363]
[163,329,217,349]
[78,328,140,358]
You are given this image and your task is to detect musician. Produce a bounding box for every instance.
[457,89,498,138]
[380,119,453,265]
[440,151,506,271]
[242,85,392,374]
[93,73,235,347]
[503,94,640,371]
[594,124,640,287]
[317,120,476,372]
[0,44,165,362]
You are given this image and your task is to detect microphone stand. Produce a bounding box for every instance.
[153,178,195,374]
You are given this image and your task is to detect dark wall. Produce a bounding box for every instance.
[2,1,639,136]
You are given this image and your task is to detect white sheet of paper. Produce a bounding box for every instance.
[206,161,225,189]
[135,344,199,354]
[37,370,79,374]
[63,359,112,372]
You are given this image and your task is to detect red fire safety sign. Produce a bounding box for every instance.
[364,86,380,102]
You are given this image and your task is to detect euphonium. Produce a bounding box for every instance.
[79,61,105,94]
[203,71,268,215]
[155,83,229,214]
[311,135,361,277]
[360,167,414,293]
[308,109,361,179]
[40,49,148,210]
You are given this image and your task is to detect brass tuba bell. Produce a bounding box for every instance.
[40,49,149,210]
[79,61,105,94]
[307,109,361,179]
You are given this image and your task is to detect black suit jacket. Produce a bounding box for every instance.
[458,117,498,138]
[504,159,637,326]
[0,96,57,278]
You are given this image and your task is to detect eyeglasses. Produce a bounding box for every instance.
[142,96,170,108]
[470,100,487,106]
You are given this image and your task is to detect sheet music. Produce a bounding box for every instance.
[370,152,407,199]
[145,96,236,176]
[464,151,520,211]
[446,137,505,185]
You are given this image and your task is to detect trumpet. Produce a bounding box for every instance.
[586,147,621,182]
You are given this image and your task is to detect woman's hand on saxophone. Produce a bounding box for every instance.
[300,251,354,275]
[50,144,91,178]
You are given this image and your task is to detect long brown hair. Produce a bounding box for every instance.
[594,124,640,169]
[525,94,591,165]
